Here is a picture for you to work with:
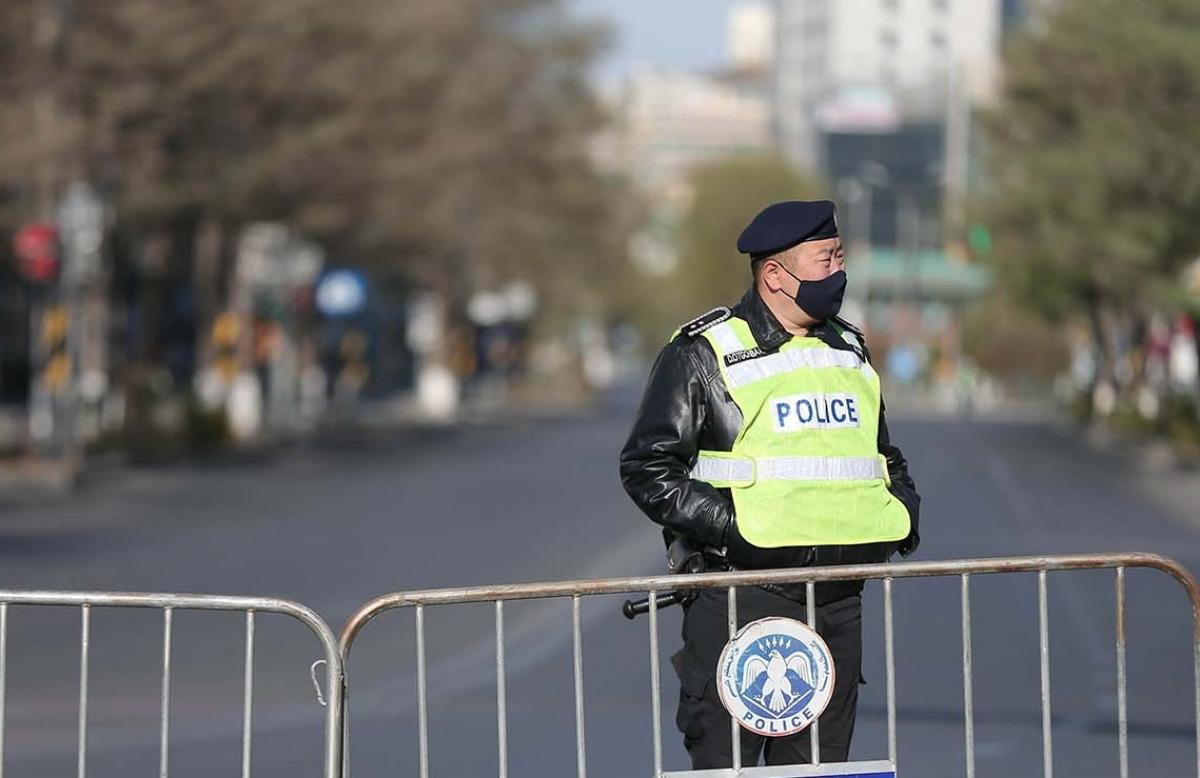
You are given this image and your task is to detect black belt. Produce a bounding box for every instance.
[720,563,864,605]
[716,560,809,603]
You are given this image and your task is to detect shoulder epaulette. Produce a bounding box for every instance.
[831,315,869,362]
[832,315,864,338]
[680,306,732,338]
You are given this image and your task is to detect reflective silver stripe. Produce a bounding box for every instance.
[691,455,883,483]
[705,321,745,355]
[725,348,863,388]
[757,456,884,481]
[689,456,755,485]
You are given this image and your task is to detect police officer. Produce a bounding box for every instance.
[619,200,921,769]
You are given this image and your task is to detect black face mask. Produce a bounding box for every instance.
[779,267,847,321]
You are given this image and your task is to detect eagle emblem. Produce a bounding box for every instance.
[717,617,835,737]
[739,638,817,714]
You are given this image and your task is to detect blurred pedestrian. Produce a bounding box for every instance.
[620,200,921,769]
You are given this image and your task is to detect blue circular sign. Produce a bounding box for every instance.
[717,617,835,737]
[315,270,367,317]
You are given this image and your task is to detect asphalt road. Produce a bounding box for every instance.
[0,392,1198,778]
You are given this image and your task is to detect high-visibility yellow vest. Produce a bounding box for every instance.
[690,315,911,548]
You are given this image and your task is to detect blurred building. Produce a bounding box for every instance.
[716,1,777,107]
[727,1,775,71]
[773,0,1002,262]
[1004,0,1066,31]
[593,32,774,275]
[768,0,1004,386]
[774,0,1003,174]
[587,2,778,280]
[1003,0,1030,30]
[597,66,773,194]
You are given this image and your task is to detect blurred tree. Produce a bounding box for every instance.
[981,0,1200,395]
[2,0,619,267]
[0,0,625,393]
[679,155,825,310]
[625,154,825,338]
[961,294,1069,383]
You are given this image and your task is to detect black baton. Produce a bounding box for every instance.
[623,591,689,619]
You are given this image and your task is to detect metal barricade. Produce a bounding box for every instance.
[338,552,1200,778]
[0,590,344,778]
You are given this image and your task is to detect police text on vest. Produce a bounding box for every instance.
[772,393,860,431]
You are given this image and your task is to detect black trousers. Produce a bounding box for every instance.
[671,587,863,769]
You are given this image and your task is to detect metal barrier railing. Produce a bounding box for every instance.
[0,590,344,778]
[338,552,1200,778]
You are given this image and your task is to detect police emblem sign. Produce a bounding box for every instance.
[717,616,835,737]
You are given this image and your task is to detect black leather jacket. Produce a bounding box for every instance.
[619,287,921,603]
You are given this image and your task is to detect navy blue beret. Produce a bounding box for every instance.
[737,200,839,261]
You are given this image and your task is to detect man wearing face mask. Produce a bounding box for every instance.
[620,200,920,769]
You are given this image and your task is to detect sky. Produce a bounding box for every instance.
[568,0,743,85]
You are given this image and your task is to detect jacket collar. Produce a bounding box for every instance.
[733,286,791,352]
[732,286,849,354]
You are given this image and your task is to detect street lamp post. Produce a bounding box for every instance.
[55,180,106,468]
[837,178,868,250]
[857,160,891,251]
[843,161,893,309]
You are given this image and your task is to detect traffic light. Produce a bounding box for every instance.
[968,223,993,256]
[13,222,60,284]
